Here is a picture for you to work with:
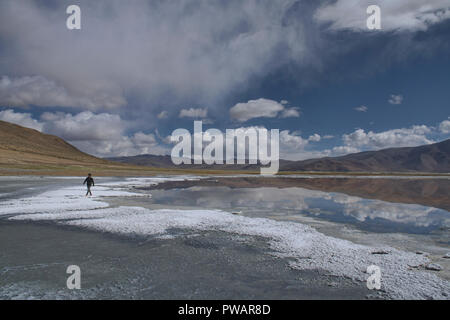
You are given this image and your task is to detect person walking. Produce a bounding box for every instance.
[83,173,95,197]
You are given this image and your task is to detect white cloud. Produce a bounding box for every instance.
[313,120,450,158]
[130,132,157,146]
[0,76,125,109]
[276,130,331,160]
[41,112,169,157]
[40,111,126,142]
[230,99,283,122]
[280,130,309,149]
[0,0,318,111]
[308,134,321,142]
[0,109,169,157]
[438,119,450,134]
[230,98,300,122]
[179,108,208,119]
[315,0,450,32]
[331,145,360,156]
[185,125,311,161]
[354,105,368,112]
[342,125,434,150]
[389,94,403,105]
[0,0,448,120]
[2,108,448,160]
[280,107,301,118]
[73,132,168,158]
[0,109,43,131]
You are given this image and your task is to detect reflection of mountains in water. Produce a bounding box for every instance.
[286,177,450,213]
[151,184,449,234]
[148,177,450,212]
[146,177,450,234]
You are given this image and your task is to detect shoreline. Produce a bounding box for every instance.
[1,165,449,177]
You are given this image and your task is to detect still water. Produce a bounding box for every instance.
[146,185,450,235]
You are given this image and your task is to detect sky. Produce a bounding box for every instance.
[0,0,449,160]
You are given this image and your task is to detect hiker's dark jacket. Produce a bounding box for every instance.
[83,177,95,187]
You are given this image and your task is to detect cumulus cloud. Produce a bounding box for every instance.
[278,130,331,160]
[230,99,283,122]
[315,0,450,32]
[354,105,368,112]
[0,75,126,109]
[0,109,43,131]
[342,125,434,150]
[389,94,403,105]
[0,109,168,157]
[280,107,301,118]
[42,112,169,157]
[73,131,167,158]
[280,130,309,149]
[163,119,447,160]
[308,134,321,142]
[438,119,450,134]
[40,111,126,142]
[331,145,360,156]
[229,127,310,160]
[310,120,450,159]
[230,98,300,122]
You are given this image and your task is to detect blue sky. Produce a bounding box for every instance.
[0,0,449,160]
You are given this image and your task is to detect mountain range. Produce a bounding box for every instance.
[108,139,450,173]
[281,139,450,172]
[0,120,448,173]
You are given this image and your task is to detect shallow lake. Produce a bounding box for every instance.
[146,185,449,235]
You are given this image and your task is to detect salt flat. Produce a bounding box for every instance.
[0,176,449,299]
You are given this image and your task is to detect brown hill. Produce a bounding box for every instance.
[0,120,109,166]
[109,139,450,173]
[0,120,243,176]
[281,139,450,173]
